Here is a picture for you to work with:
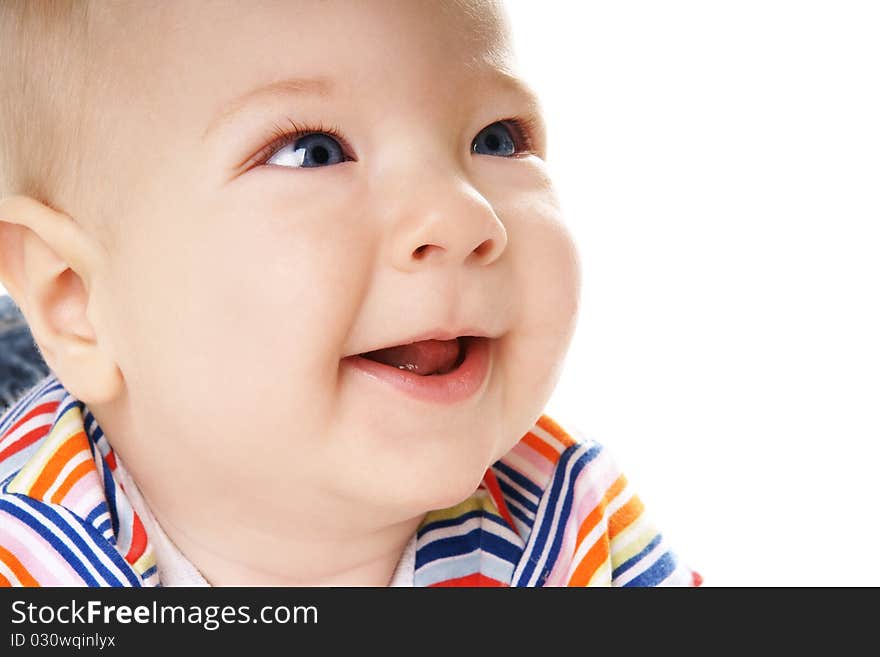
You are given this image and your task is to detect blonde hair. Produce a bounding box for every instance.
[0,0,94,218]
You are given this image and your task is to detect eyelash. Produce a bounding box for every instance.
[252,115,540,167]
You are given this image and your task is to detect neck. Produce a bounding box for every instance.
[149,503,422,586]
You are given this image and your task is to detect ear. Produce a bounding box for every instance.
[0,195,123,405]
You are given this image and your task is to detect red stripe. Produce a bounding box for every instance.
[0,425,51,462]
[0,401,59,443]
[481,469,519,534]
[124,510,148,565]
[429,573,507,587]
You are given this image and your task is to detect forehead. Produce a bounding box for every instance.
[95,0,516,111]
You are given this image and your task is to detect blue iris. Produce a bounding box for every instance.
[472,121,517,157]
[290,133,345,168]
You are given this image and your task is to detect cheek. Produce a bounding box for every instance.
[497,208,582,447]
[110,196,374,420]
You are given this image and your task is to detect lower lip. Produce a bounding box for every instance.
[341,336,492,404]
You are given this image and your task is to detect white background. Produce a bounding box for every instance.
[505,0,880,585]
[3,1,878,586]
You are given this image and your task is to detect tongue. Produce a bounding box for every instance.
[361,338,462,376]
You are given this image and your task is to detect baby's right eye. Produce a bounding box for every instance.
[264,131,348,168]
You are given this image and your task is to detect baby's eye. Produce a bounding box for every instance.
[265,132,346,168]
[472,121,524,157]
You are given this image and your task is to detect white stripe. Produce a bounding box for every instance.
[420,512,521,548]
[502,494,535,525]
[415,546,515,584]
[420,515,483,543]
[529,423,574,454]
[90,510,111,532]
[0,411,54,450]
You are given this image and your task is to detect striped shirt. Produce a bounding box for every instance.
[0,374,700,587]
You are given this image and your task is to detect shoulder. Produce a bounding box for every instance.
[0,378,149,587]
[494,414,701,587]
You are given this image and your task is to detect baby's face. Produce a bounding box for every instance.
[91,0,580,521]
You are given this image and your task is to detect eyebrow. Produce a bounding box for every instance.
[202,76,333,141]
[201,69,541,142]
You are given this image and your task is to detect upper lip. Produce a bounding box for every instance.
[345,327,494,358]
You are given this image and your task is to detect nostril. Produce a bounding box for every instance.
[413,244,442,260]
[473,239,494,257]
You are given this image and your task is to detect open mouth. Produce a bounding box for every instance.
[358,336,471,376]
[342,335,492,404]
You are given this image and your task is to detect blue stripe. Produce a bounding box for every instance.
[496,476,538,514]
[624,551,676,587]
[417,509,509,537]
[12,494,137,586]
[514,444,602,587]
[55,398,83,423]
[85,502,107,525]
[142,565,158,580]
[101,458,120,540]
[612,533,662,579]
[506,497,534,527]
[0,497,101,586]
[416,526,520,569]
[0,377,62,435]
[535,446,601,586]
[96,518,112,536]
[492,461,543,499]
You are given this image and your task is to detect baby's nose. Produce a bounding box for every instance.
[387,179,508,272]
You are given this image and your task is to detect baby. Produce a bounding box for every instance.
[0,0,699,587]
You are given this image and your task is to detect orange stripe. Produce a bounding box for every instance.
[0,545,39,587]
[50,459,94,505]
[609,495,645,539]
[568,535,610,586]
[0,571,11,587]
[521,431,561,464]
[536,415,576,448]
[575,475,627,550]
[28,431,89,500]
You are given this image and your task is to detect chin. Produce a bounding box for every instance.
[366,451,493,518]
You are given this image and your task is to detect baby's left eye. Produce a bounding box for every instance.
[472,121,521,157]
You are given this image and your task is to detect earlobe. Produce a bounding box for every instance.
[0,195,123,405]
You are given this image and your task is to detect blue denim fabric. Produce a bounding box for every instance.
[0,294,50,415]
